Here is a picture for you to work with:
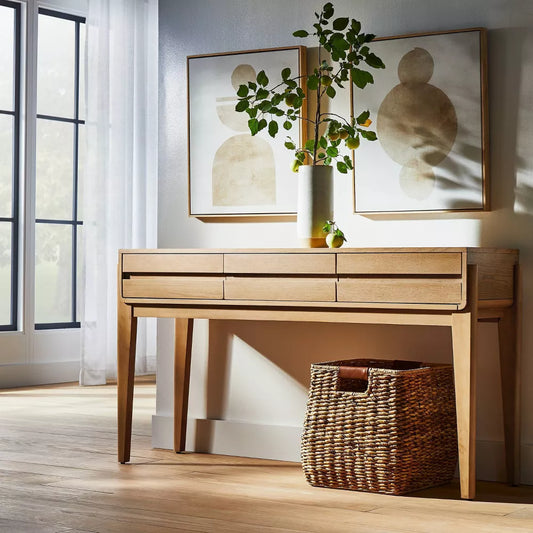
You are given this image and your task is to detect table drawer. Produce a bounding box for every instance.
[122,253,223,274]
[123,276,223,299]
[224,253,335,274]
[337,278,463,305]
[337,252,463,275]
[225,277,336,302]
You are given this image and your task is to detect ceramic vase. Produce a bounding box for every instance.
[297,165,333,248]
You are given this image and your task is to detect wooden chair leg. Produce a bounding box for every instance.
[498,264,522,486]
[174,318,194,453]
[117,296,137,464]
[451,264,478,500]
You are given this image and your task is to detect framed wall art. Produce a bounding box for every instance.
[187,46,306,217]
[351,28,488,214]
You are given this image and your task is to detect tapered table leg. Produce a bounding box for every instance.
[117,294,138,464]
[498,264,522,486]
[174,318,194,452]
[451,264,478,500]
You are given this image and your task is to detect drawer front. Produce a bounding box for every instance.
[337,278,463,305]
[122,253,223,274]
[123,276,223,299]
[224,253,335,274]
[337,252,463,275]
[225,277,336,302]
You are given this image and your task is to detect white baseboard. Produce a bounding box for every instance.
[151,416,533,484]
[0,360,80,389]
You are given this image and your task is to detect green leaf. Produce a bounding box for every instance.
[281,67,291,80]
[257,70,269,86]
[360,32,376,43]
[283,121,292,130]
[268,120,279,138]
[258,118,267,131]
[351,19,361,34]
[332,17,349,31]
[237,84,249,97]
[326,85,336,98]
[351,68,374,89]
[323,3,334,19]
[293,30,309,38]
[360,130,377,141]
[307,75,319,91]
[356,110,370,124]
[271,93,283,106]
[248,118,259,136]
[318,152,326,159]
[296,151,306,163]
[326,146,338,157]
[319,136,327,149]
[258,101,272,112]
[235,99,249,112]
[246,107,257,118]
[336,161,348,174]
[331,37,350,51]
[256,88,269,100]
[365,52,385,69]
[284,140,296,150]
[324,157,332,166]
[322,221,332,233]
[305,138,316,152]
[248,81,257,91]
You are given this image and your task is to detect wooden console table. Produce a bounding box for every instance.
[117,247,521,500]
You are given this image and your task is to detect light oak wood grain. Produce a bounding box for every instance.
[337,278,463,305]
[337,252,462,275]
[224,276,336,302]
[1,380,533,533]
[122,252,223,273]
[123,276,224,299]
[223,252,336,274]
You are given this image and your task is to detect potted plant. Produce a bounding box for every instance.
[235,2,384,246]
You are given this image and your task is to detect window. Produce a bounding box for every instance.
[0,2,85,332]
[35,9,84,329]
[0,0,21,331]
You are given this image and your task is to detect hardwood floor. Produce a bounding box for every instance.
[0,379,532,533]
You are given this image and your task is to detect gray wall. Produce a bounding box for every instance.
[157,0,533,482]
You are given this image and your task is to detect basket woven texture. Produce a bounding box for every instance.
[301,359,458,495]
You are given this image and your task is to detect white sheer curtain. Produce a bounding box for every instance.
[80,0,158,385]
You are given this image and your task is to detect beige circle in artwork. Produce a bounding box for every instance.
[217,64,257,133]
[378,82,457,168]
[398,47,434,83]
[377,48,457,200]
[399,160,435,200]
[231,64,256,91]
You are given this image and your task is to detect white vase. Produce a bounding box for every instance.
[297,165,333,248]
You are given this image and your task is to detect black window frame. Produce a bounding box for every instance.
[34,8,85,330]
[0,0,21,332]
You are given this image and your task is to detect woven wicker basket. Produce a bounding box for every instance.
[301,359,458,495]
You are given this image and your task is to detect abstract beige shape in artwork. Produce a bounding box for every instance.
[377,47,457,200]
[213,64,277,206]
[212,134,276,206]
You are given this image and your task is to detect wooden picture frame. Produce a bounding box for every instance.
[187,46,306,218]
[351,28,489,214]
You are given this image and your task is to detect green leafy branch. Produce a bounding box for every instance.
[234,2,385,174]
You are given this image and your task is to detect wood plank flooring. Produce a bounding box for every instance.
[0,378,532,532]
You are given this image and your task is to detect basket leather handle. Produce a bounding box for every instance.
[338,366,368,380]
[338,360,423,382]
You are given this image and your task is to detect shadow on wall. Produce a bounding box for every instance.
[203,319,452,420]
